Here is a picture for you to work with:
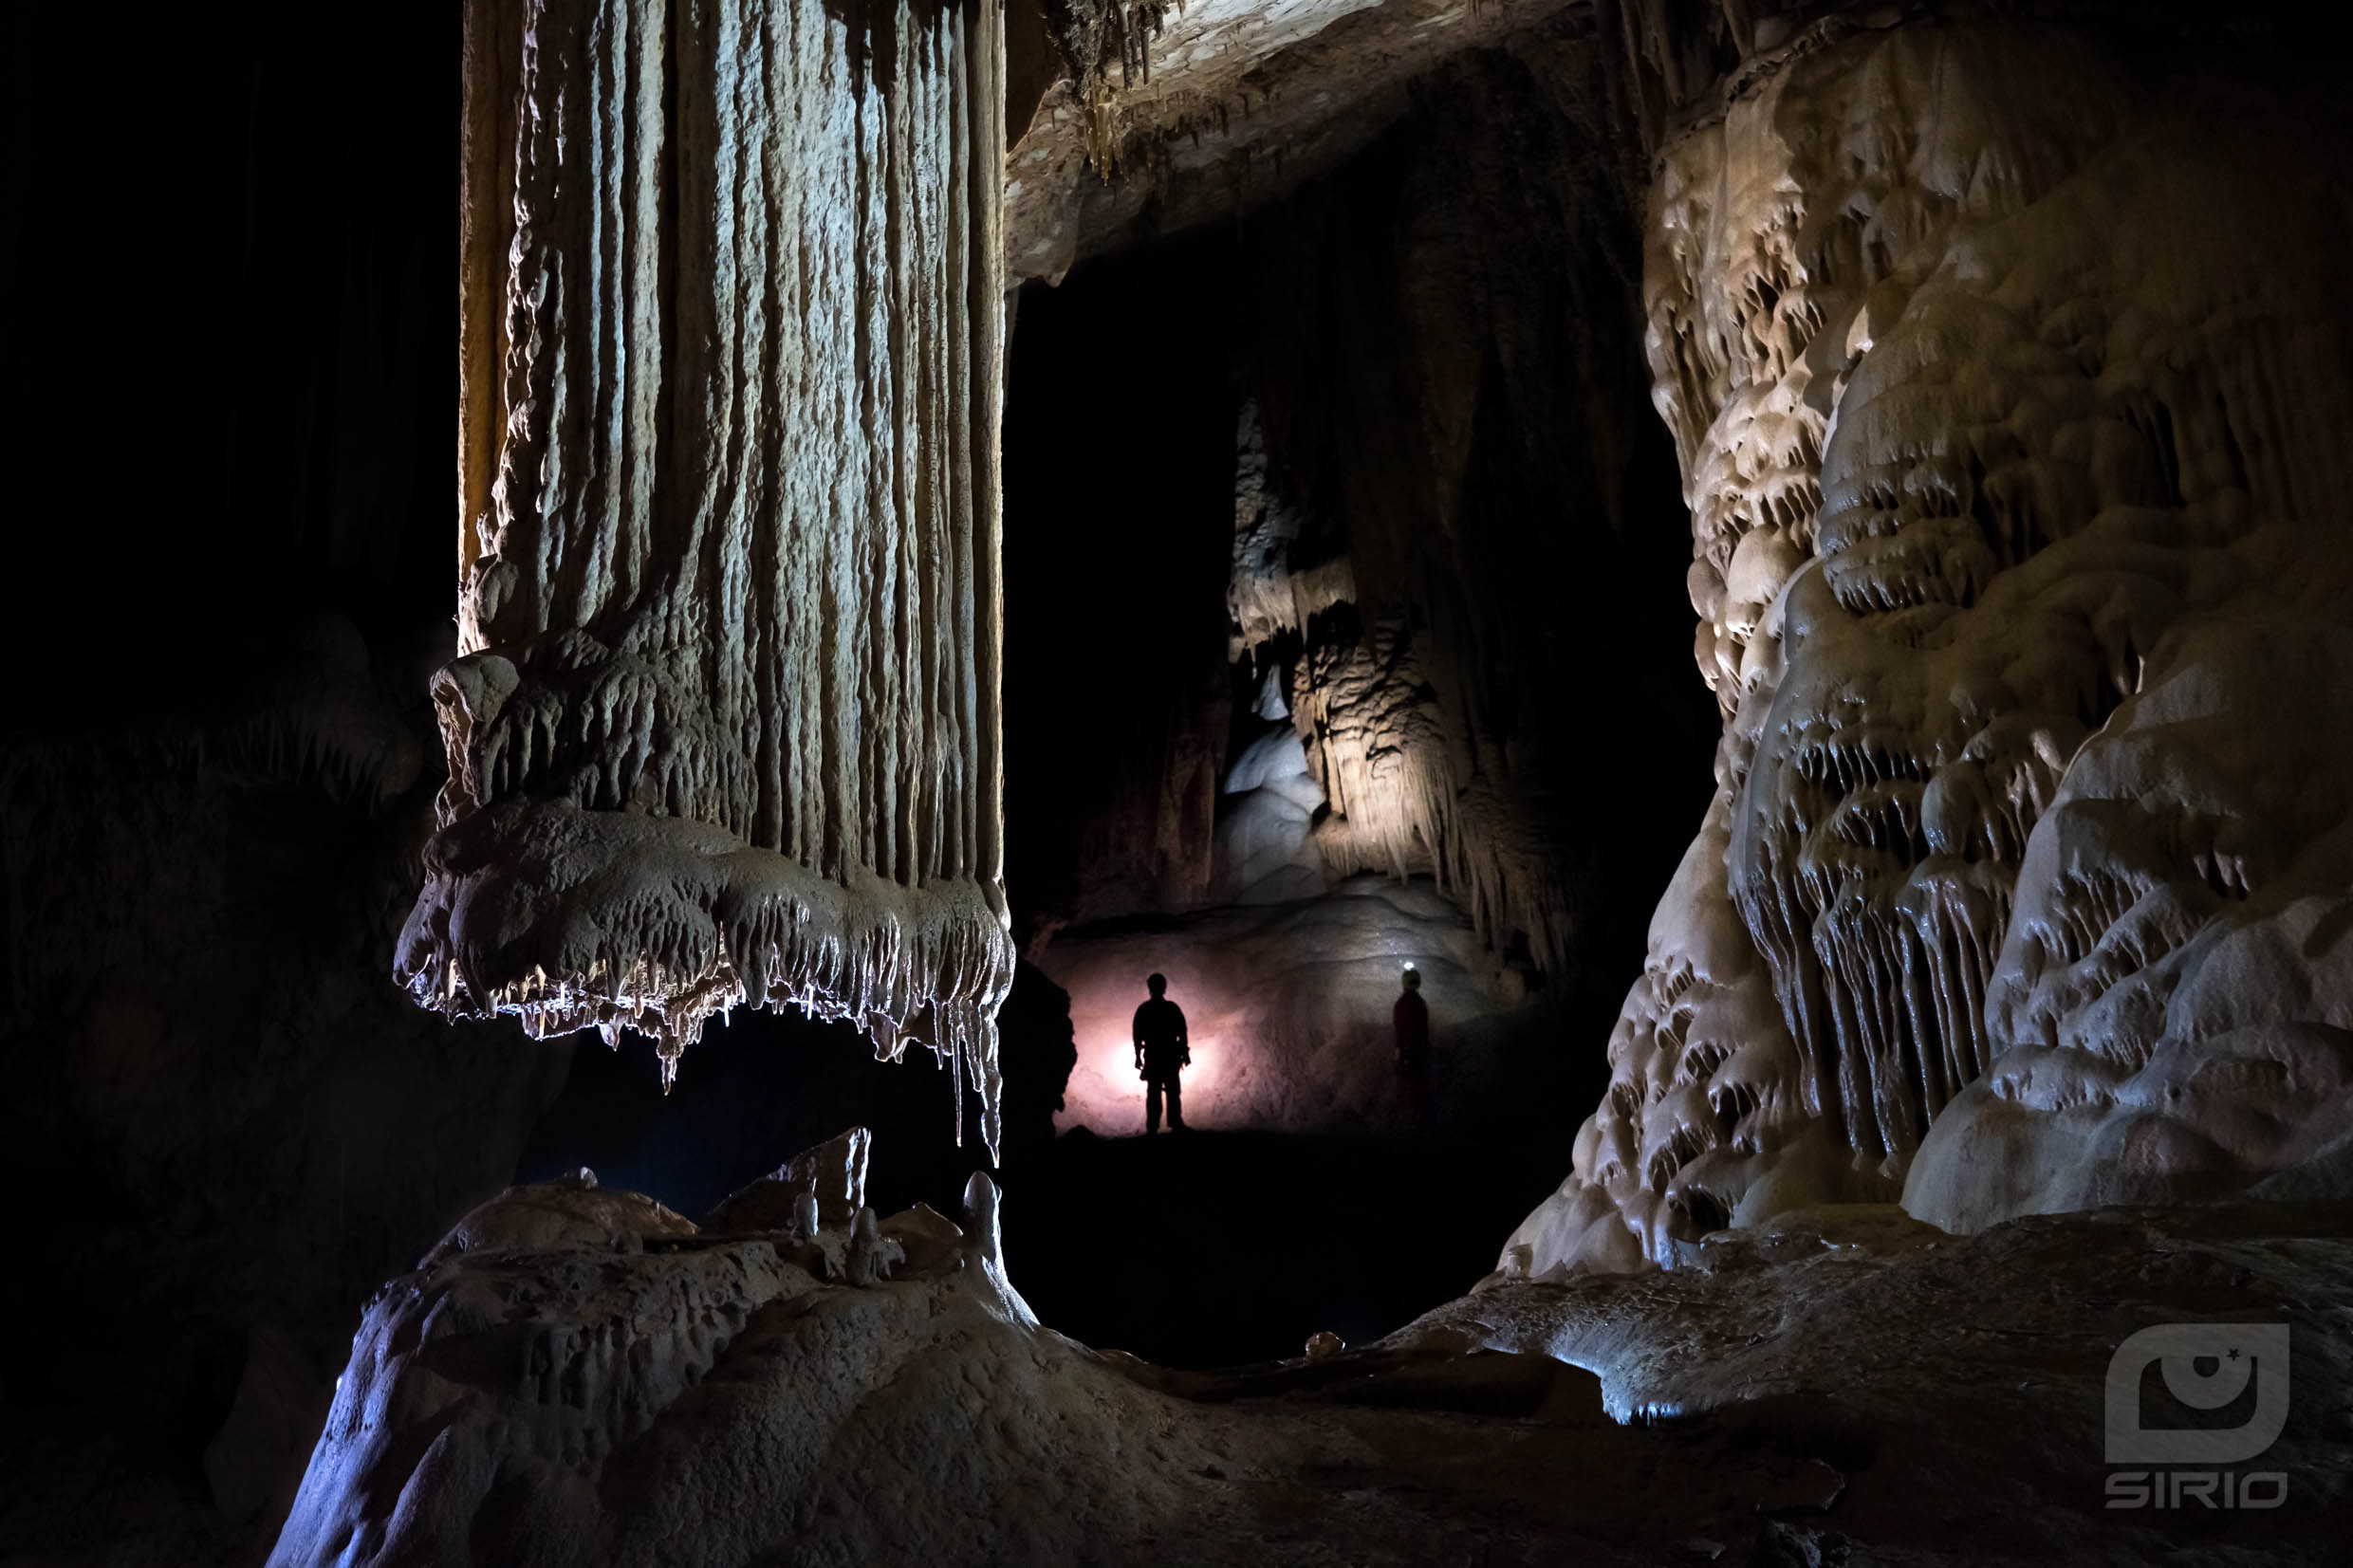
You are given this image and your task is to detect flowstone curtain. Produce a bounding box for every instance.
[400,0,1013,1144]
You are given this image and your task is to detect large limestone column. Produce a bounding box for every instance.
[399,0,1014,1143]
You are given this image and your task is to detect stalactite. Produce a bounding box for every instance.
[401,0,1014,1146]
[1044,0,1175,173]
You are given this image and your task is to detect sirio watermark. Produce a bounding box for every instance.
[2103,1322,2289,1509]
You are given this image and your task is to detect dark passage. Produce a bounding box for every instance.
[1010,1129,1545,1367]
[513,954,1587,1369]
[509,73,1714,1371]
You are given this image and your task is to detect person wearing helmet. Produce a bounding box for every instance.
[1395,965,1432,1127]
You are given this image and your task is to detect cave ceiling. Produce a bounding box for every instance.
[1008,0,1589,282]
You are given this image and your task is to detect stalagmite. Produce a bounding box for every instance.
[398,0,1016,1142]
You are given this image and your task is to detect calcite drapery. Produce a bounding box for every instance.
[1506,9,2353,1275]
[398,0,1015,1140]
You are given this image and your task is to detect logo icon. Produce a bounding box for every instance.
[2105,1323,2289,1466]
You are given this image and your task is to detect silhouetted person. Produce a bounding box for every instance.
[1133,972,1190,1133]
[1395,966,1432,1128]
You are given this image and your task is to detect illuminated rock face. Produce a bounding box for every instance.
[1190,31,1673,982]
[399,0,1016,1133]
[1211,669,1328,907]
[1006,0,1581,284]
[1905,615,2353,1230]
[1508,12,2353,1274]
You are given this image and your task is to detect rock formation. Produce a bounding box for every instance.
[1507,6,2353,1274]
[1007,0,1586,284]
[268,1135,2353,1565]
[1209,665,1329,908]
[1025,27,1690,974]
[0,614,580,1555]
[400,0,1019,1132]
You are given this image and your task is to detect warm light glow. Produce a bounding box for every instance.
[1036,879,1521,1137]
[1054,962,1247,1136]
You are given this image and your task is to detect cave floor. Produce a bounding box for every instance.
[510,995,1584,1374]
[1088,1196,2353,1565]
[1003,1126,1563,1369]
[248,1173,2353,1567]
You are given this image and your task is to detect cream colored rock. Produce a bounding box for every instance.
[1906,611,2353,1228]
[1511,9,2353,1275]
[269,1156,2353,1566]
[402,0,1016,1138]
[1007,0,1579,283]
[705,1126,874,1233]
[427,1168,699,1264]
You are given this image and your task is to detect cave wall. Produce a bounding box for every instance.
[1005,27,1717,1151]
[0,658,576,1540]
[5,8,584,1551]
[1506,4,2353,1275]
[1016,22,1715,989]
[1232,24,1713,979]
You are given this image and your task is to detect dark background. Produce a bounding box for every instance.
[10,4,460,736]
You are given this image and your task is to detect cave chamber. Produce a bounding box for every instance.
[8,1,2352,1563]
